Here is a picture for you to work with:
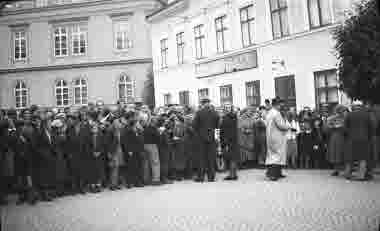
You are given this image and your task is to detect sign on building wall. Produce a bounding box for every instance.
[195,50,258,78]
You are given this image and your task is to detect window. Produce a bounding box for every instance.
[119,74,134,103]
[56,80,69,107]
[176,32,185,64]
[198,88,209,103]
[114,21,132,50]
[160,38,168,68]
[54,27,68,57]
[269,0,289,39]
[194,24,205,59]
[179,91,189,106]
[13,30,27,61]
[72,25,87,55]
[215,15,228,53]
[314,70,339,111]
[240,5,255,47]
[275,75,296,108]
[220,85,233,106]
[246,80,260,107]
[73,78,87,105]
[164,93,171,106]
[14,80,28,109]
[307,0,332,29]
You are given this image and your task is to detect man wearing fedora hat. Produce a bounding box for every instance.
[192,98,220,182]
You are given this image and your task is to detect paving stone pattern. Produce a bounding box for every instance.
[2,170,380,231]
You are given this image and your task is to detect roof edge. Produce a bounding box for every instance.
[146,0,183,21]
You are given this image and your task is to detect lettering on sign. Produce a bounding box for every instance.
[195,50,258,78]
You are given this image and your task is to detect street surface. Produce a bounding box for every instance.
[2,169,380,231]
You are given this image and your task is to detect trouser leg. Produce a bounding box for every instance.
[358,160,367,179]
[206,142,216,181]
[197,142,206,180]
[146,144,160,182]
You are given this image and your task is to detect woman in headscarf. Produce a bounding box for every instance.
[325,104,349,176]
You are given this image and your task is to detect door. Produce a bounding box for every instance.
[275,75,296,109]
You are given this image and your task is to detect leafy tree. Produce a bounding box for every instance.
[334,0,380,104]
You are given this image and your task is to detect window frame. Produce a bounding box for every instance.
[71,25,87,56]
[176,32,185,65]
[160,38,168,69]
[164,93,171,106]
[269,0,289,39]
[73,78,88,106]
[194,24,205,59]
[314,69,339,110]
[215,15,228,53]
[245,80,261,107]
[114,21,132,51]
[118,74,134,103]
[240,4,255,47]
[14,80,28,109]
[13,29,28,62]
[179,90,190,106]
[307,0,332,29]
[198,88,209,104]
[53,26,69,58]
[220,84,233,106]
[55,79,70,107]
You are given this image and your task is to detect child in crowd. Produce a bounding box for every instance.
[297,120,313,169]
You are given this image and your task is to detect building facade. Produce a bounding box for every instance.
[148,0,358,111]
[0,0,164,109]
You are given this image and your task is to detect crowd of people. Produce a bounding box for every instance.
[0,97,379,206]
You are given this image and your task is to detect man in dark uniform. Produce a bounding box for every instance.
[192,98,220,182]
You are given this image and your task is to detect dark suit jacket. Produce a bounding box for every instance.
[121,127,144,154]
[344,109,376,141]
[192,106,220,143]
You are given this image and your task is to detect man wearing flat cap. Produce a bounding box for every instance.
[192,98,220,182]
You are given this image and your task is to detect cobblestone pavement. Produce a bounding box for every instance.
[2,170,380,231]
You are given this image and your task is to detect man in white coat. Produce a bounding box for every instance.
[265,98,291,181]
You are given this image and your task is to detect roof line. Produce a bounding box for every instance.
[146,0,183,19]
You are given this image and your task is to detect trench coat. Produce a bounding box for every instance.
[325,115,345,164]
[265,108,290,166]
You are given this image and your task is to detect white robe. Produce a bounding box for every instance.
[265,108,290,166]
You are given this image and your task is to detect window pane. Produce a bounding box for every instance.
[63,88,68,93]
[279,0,287,8]
[240,9,248,21]
[63,100,69,105]
[81,79,86,85]
[319,90,327,103]
[327,72,338,86]
[280,11,289,36]
[327,88,338,102]
[309,0,321,27]
[320,0,332,25]
[56,88,62,94]
[272,12,281,38]
[242,23,250,47]
[270,0,278,10]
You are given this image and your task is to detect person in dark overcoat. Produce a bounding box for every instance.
[88,121,106,192]
[172,114,186,180]
[254,106,267,166]
[78,108,94,192]
[311,118,327,169]
[192,98,220,182]
[65,112,82,194]
[157,114,174,184]
[121,111,145,187]
[325,105,348,176]
[343,102,376,180]
[220,103,239,180]
[33,116,56,201]
[51,118,68,197]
